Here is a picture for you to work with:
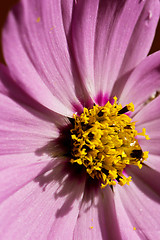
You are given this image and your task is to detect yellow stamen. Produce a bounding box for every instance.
[126,102,134,112]
[70,97,149,188]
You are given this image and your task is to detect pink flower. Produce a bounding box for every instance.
[0,0,160,239]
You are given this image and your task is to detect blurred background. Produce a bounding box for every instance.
[0,0,160,64]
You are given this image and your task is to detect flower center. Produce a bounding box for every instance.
[70,97,149,188]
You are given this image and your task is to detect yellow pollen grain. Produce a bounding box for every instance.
[36,17,40,23]
[126,102,134,112]
[90,226,93,229]
[70,97,149,188]
[133,227,136,230]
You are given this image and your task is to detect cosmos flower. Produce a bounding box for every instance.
[0,0,160,239]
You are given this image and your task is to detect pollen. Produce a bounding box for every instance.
[70,97,149,188]
[36,17,40,23]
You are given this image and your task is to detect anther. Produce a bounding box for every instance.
[118,106,129,114]
[130,149,143,160]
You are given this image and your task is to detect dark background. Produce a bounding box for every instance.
[0,0,160,63]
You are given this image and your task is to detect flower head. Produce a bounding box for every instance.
[0,0,160,239]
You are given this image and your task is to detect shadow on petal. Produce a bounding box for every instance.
[126,164,160,203]
[34,160,86,218]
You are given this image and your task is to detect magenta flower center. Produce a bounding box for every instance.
[70,97,149,188]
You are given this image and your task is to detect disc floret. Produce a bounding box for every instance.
[70,97,149,188]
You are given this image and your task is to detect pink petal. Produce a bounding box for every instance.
[0,161,50,204]
[134,96,160,125]
[127,164,160,199]
[0,67,70,157]
[114,188,142,240]
[145,154,160,171]
[0,163,85,240]
[71,0,99,97]
[112,0,160,96]
[119,51,160,109]
[0,153,51,170]
[138,119,160,139]
[71,0,159,99]
[139,138,160,156]
[73,186,121,240]
[132,96,160,156]
[134,98,160,155]
[0,90,62,155]
[114,178,160,240]
[0,64,73,116]
[137,117,160,156]
[61,0,74,36]
[120,0,160,76]
[2,0,87,115]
